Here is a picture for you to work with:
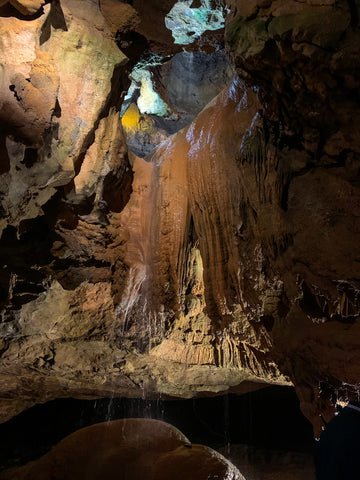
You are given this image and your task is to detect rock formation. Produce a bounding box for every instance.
[225,0,360,433]
[0,418,243,479]
[0,0,359,441]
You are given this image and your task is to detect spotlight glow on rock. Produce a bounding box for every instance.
[165,0,228,45]
[122,54,170,117]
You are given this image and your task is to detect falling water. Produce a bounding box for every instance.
[103,264,148,423]
[116,264,147,335]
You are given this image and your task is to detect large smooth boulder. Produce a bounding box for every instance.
[0,418,243,480]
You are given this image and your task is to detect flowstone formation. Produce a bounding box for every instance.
[0,0,359,441]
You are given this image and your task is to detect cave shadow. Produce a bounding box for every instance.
[0,2,44,20]
[0,386,315,472]
[0,135,10,174]
[39,0,67,46]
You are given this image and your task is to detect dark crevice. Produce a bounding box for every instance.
[9,84,21,102]
[0,192,67,310]
[280,181,290,211]
[12,282,46,295]
[67,193,96,217]
[0,220,53,269]
[0,268,11,305]
[0,2,45,20]
[315,133,327,163]
[261,314,275,332]
[116,31,149,66]
[102,159,133,213]
[278,133,304,151]
[246,6,260,22]
[347,0,359,27]
[53,258,111,271]
[183,216,200,303]
[0,220,53,310]
[39,124,60,170]
[52,98,62,119]
[298,279,329,321]
[21,148,37,169]
[0,135,10,174]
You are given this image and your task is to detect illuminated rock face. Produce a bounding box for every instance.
[0,0,127,234]
[121,49,234,157]
[0,419,244,480]
[0,0,360,438]
[165,0,228,45]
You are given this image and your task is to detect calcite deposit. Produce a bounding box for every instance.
[0,0,360,441]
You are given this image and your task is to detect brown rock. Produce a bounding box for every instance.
[131,0,186,55]
[100,0,140,35]
[0,419,243,480]
[8,0,43,15]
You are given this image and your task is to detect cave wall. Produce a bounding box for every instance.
[0,0,359,435]
[225,0,360,432]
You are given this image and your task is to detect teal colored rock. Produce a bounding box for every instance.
[165,0,228,45]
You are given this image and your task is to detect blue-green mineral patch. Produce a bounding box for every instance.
[165,0,228,45]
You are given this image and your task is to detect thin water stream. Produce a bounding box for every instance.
[0,387,314,472]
